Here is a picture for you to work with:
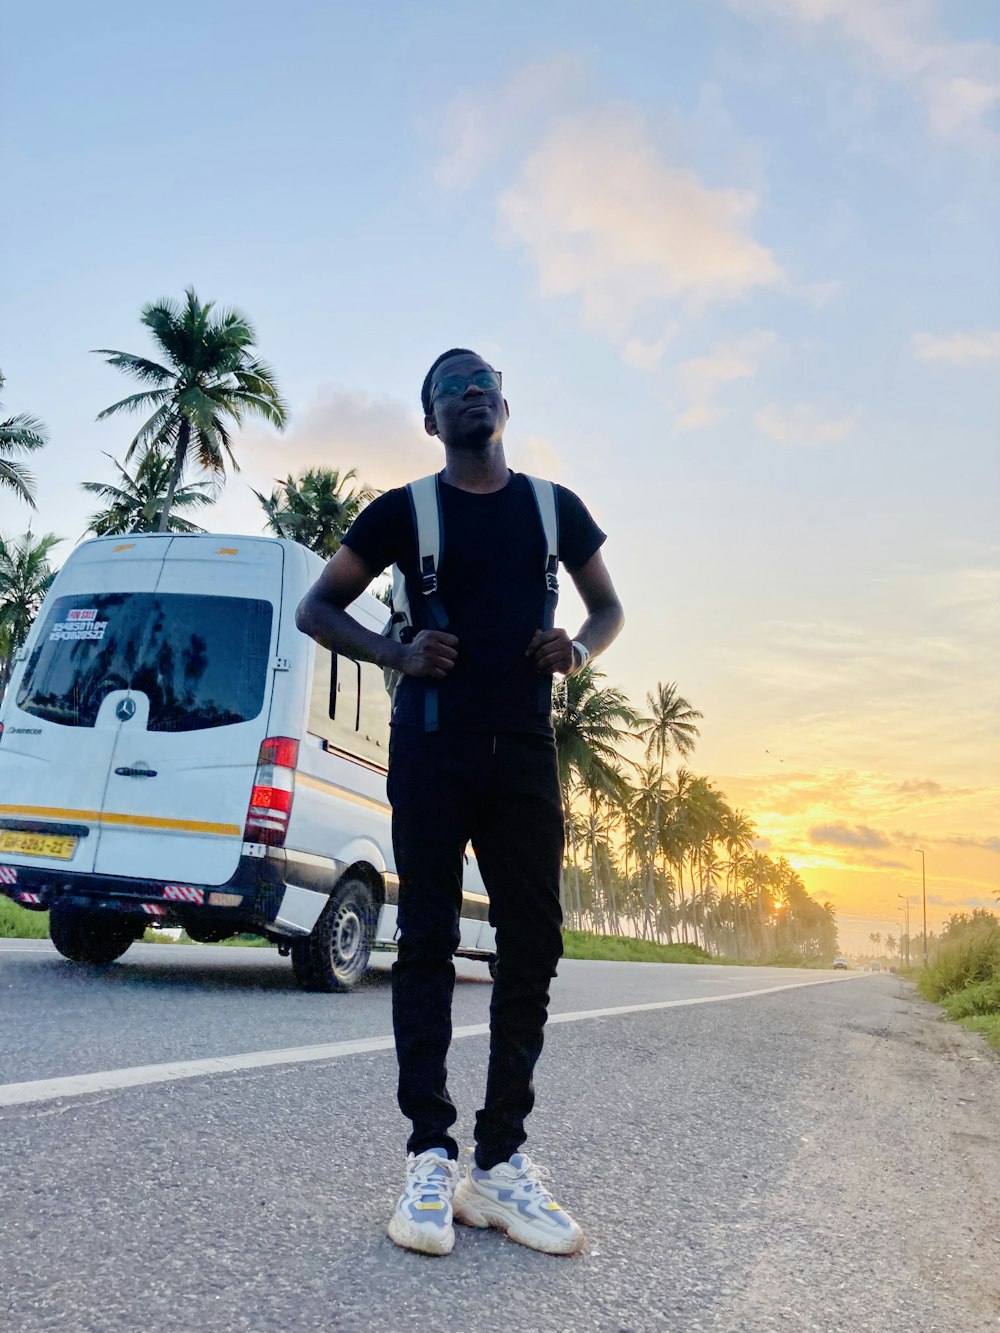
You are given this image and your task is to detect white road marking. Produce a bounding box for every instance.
[0,975,859,1108]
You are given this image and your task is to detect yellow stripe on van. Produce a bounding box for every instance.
[0,805,241,837]
[297,773,390,814]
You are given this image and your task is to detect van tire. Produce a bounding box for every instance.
[49,905,137,966]
[291,877,376,992]
[487,955,498,981]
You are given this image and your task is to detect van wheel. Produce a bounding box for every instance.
[487,955,498,981]
[50,905,137,966]
[291,877,376,992]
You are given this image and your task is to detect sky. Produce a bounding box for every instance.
[2,0,997,951]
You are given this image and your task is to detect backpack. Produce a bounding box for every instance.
[381,473,560,730]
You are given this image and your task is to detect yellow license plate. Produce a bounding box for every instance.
[0,831,78,860]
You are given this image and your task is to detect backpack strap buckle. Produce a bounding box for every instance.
[545,554,559,595]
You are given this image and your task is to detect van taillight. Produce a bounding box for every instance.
[244,736,299,846]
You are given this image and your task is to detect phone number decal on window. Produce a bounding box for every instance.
[50,621,108,642]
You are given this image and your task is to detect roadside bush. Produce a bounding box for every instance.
[941,975,1000,1019]
[0,898,49,939]
[918,924,1000,1002]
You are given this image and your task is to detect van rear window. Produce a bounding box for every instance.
[17,593,273,731]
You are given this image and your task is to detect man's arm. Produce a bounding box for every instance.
[526,548,624,676]
[295,545,459,681]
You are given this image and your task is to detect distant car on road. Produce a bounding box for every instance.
[833,956,848,969]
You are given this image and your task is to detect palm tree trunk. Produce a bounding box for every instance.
[158,421,190,533]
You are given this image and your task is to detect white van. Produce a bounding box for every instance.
[0,533,497,989]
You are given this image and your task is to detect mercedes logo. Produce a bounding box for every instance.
[115,697,136,722]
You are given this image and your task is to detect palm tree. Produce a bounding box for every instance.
[0,532,60,692]
[743,850,775,955]
[627,765,671,940]
[682,776,728,951]
[639,682,702,934]
[254,467,376,556]
[94,288,288,531]
[0,371,48,506]
[552,666,643,926]
[82,451,213,536]
[720,806,756,957]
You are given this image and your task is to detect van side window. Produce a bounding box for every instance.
[308,650,389,767]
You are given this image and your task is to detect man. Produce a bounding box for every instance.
[295,348,624,1257]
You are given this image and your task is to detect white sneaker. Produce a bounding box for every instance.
[387,1148,459,1256]
[453,1152,584,1255]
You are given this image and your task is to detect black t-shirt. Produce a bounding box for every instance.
[343,471,606,734]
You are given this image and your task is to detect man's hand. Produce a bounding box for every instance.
[400,630,460,680]
[526,628,576,676]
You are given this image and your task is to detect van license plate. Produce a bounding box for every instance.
[0,831,78,860]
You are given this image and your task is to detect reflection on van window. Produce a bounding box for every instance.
[308,649,390,768]
[17,594,273,731]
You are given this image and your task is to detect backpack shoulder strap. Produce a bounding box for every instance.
[407,473,443,596]
[404,474,447,732]
[525,476,560,632]
[524,475,559,573]
[525,477,561,717]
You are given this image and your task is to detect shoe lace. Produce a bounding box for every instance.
[407,1153,457,1203]
[514,1157,556,1202]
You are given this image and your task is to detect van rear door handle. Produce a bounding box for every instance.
[114,767,158,778]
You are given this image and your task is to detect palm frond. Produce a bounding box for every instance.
[95,390,171,421]
[0,459,37,506]
[91,351,174,386]
[0,412,48,452]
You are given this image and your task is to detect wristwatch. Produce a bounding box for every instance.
[570,640,590,673]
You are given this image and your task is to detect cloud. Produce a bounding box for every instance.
[504,432,569,481]
[840,852,912,871]
[797,280,843,308]
[809,822,892,848]
[755,402,856,446]
[895,779,943,798]
[495,105,782,337]
[944,835,1000,855]
[674,329,777,431]
[729,0,1000,141]
[912,331,1000,364]
[622,327,679,373]
[433,56,588,190]
[234,391,569,500]
[240,390,439,495]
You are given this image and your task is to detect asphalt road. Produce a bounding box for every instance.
[1,941,999,1332]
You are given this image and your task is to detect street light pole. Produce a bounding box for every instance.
[917,849,927,967]
[897,893,911,967]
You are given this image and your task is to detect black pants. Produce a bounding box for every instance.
[387,728,564,1169]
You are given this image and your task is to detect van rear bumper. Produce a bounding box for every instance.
[0,849,294,933]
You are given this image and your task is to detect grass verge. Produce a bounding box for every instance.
[953,1014,1000,1050]
[0,898,49,939]
[562,929,714,964]
[916,923,1000,1053]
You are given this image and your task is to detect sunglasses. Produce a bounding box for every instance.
[429,369,503,403]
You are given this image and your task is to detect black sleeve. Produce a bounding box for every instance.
[557,485,607,573]
[341,488,411,575]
